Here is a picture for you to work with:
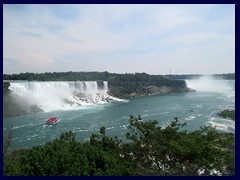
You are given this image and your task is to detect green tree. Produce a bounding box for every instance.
[122,116,235,176]
[3,117,235,176]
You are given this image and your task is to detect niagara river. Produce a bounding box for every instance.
[3,78,235,149]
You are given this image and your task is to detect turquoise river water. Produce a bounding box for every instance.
[3,78,235,149]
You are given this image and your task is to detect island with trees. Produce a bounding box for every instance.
[218,110,235,121]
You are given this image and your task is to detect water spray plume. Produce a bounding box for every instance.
[186,75,234,93]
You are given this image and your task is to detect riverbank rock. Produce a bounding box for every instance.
[109,86,196,99]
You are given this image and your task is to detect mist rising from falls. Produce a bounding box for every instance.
[185,76,235,93]
[9,81,118,112]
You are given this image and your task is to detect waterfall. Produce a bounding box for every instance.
[8,81,116,111]
[103,81,108,91]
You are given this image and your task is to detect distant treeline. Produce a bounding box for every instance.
[3,71,182,85]
[3,72,235,81]
[3,71,111,81]
[164,73,235,80]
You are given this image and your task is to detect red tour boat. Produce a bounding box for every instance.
[46,117,59,125]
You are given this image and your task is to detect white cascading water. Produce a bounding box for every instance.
[9,81,118,111]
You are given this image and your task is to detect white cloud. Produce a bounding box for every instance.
[3,4,235,74]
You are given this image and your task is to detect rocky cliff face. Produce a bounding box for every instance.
[109,86,195,99]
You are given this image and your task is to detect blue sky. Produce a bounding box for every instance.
[3,4,235,75]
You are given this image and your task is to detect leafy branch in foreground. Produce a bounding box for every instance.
[3,127,22,176]
[123,116,234,175]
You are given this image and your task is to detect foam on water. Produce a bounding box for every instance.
[206,117,235,133]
